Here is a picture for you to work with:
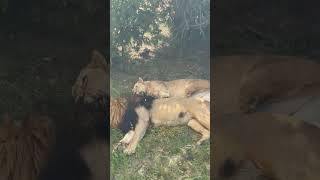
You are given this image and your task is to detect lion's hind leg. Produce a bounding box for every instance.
[187,119,210,145]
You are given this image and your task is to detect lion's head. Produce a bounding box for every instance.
[72,50,108,104]
[132,77,147,95]
[132,77,169,98]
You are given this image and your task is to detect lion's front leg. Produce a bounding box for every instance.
[123,106,150,155]
[119,130,135,145]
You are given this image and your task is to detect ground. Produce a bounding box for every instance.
[110,53,210,180]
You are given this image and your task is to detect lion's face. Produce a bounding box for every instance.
[72,50,108,103]
[132,77,147,95]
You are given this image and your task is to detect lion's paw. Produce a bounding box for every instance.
[123,145,136,155]
[196,139,207,146]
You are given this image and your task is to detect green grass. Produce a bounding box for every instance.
[110,56,210,179]
[111,127,210,180]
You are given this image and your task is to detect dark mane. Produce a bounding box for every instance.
[119,94,155,134]
[39,95,109,180]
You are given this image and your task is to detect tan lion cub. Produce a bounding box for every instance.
[118,95,210,155]
[132,77,210,98]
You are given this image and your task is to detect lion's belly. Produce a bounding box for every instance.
[150,104,190,126]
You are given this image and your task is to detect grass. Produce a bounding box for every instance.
[111,127,210,180]
[110,55,210,180]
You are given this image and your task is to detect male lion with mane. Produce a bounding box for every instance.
[39,49,108,180]
[114,94,210,155]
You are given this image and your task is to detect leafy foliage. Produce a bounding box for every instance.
[111,0,167,59]
[169,0,210,49]
[111,0,210,60]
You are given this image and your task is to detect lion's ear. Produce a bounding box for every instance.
[138,77,144,82]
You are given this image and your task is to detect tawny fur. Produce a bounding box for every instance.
[39,49,108,180]
[239,59,320,113]
[191,89,210,103]
[72,50,108,103]
[212,55,320,179]
[0,114,54,180]
[213,55,320,116]
[132,77,210,98]
[122,97,210,154]
[110,97,128,128]
[39,97,108,180]
[213,112,320,180]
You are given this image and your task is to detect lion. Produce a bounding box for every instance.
[132,77,210,98]
[213,55,320,116]
[72,49,108,104]
[212,55,320,179]
[239,58,320,113]
[0,113,54,180]
[116,94,210,155]
[39,49,108,180]
[212,112,320,180]
[110,89,210,129]
[39,95,108,180]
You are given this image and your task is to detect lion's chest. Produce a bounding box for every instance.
[150,101,190,126]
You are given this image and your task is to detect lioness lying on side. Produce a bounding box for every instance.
[115,94,210,155]
[132,77,210,99]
